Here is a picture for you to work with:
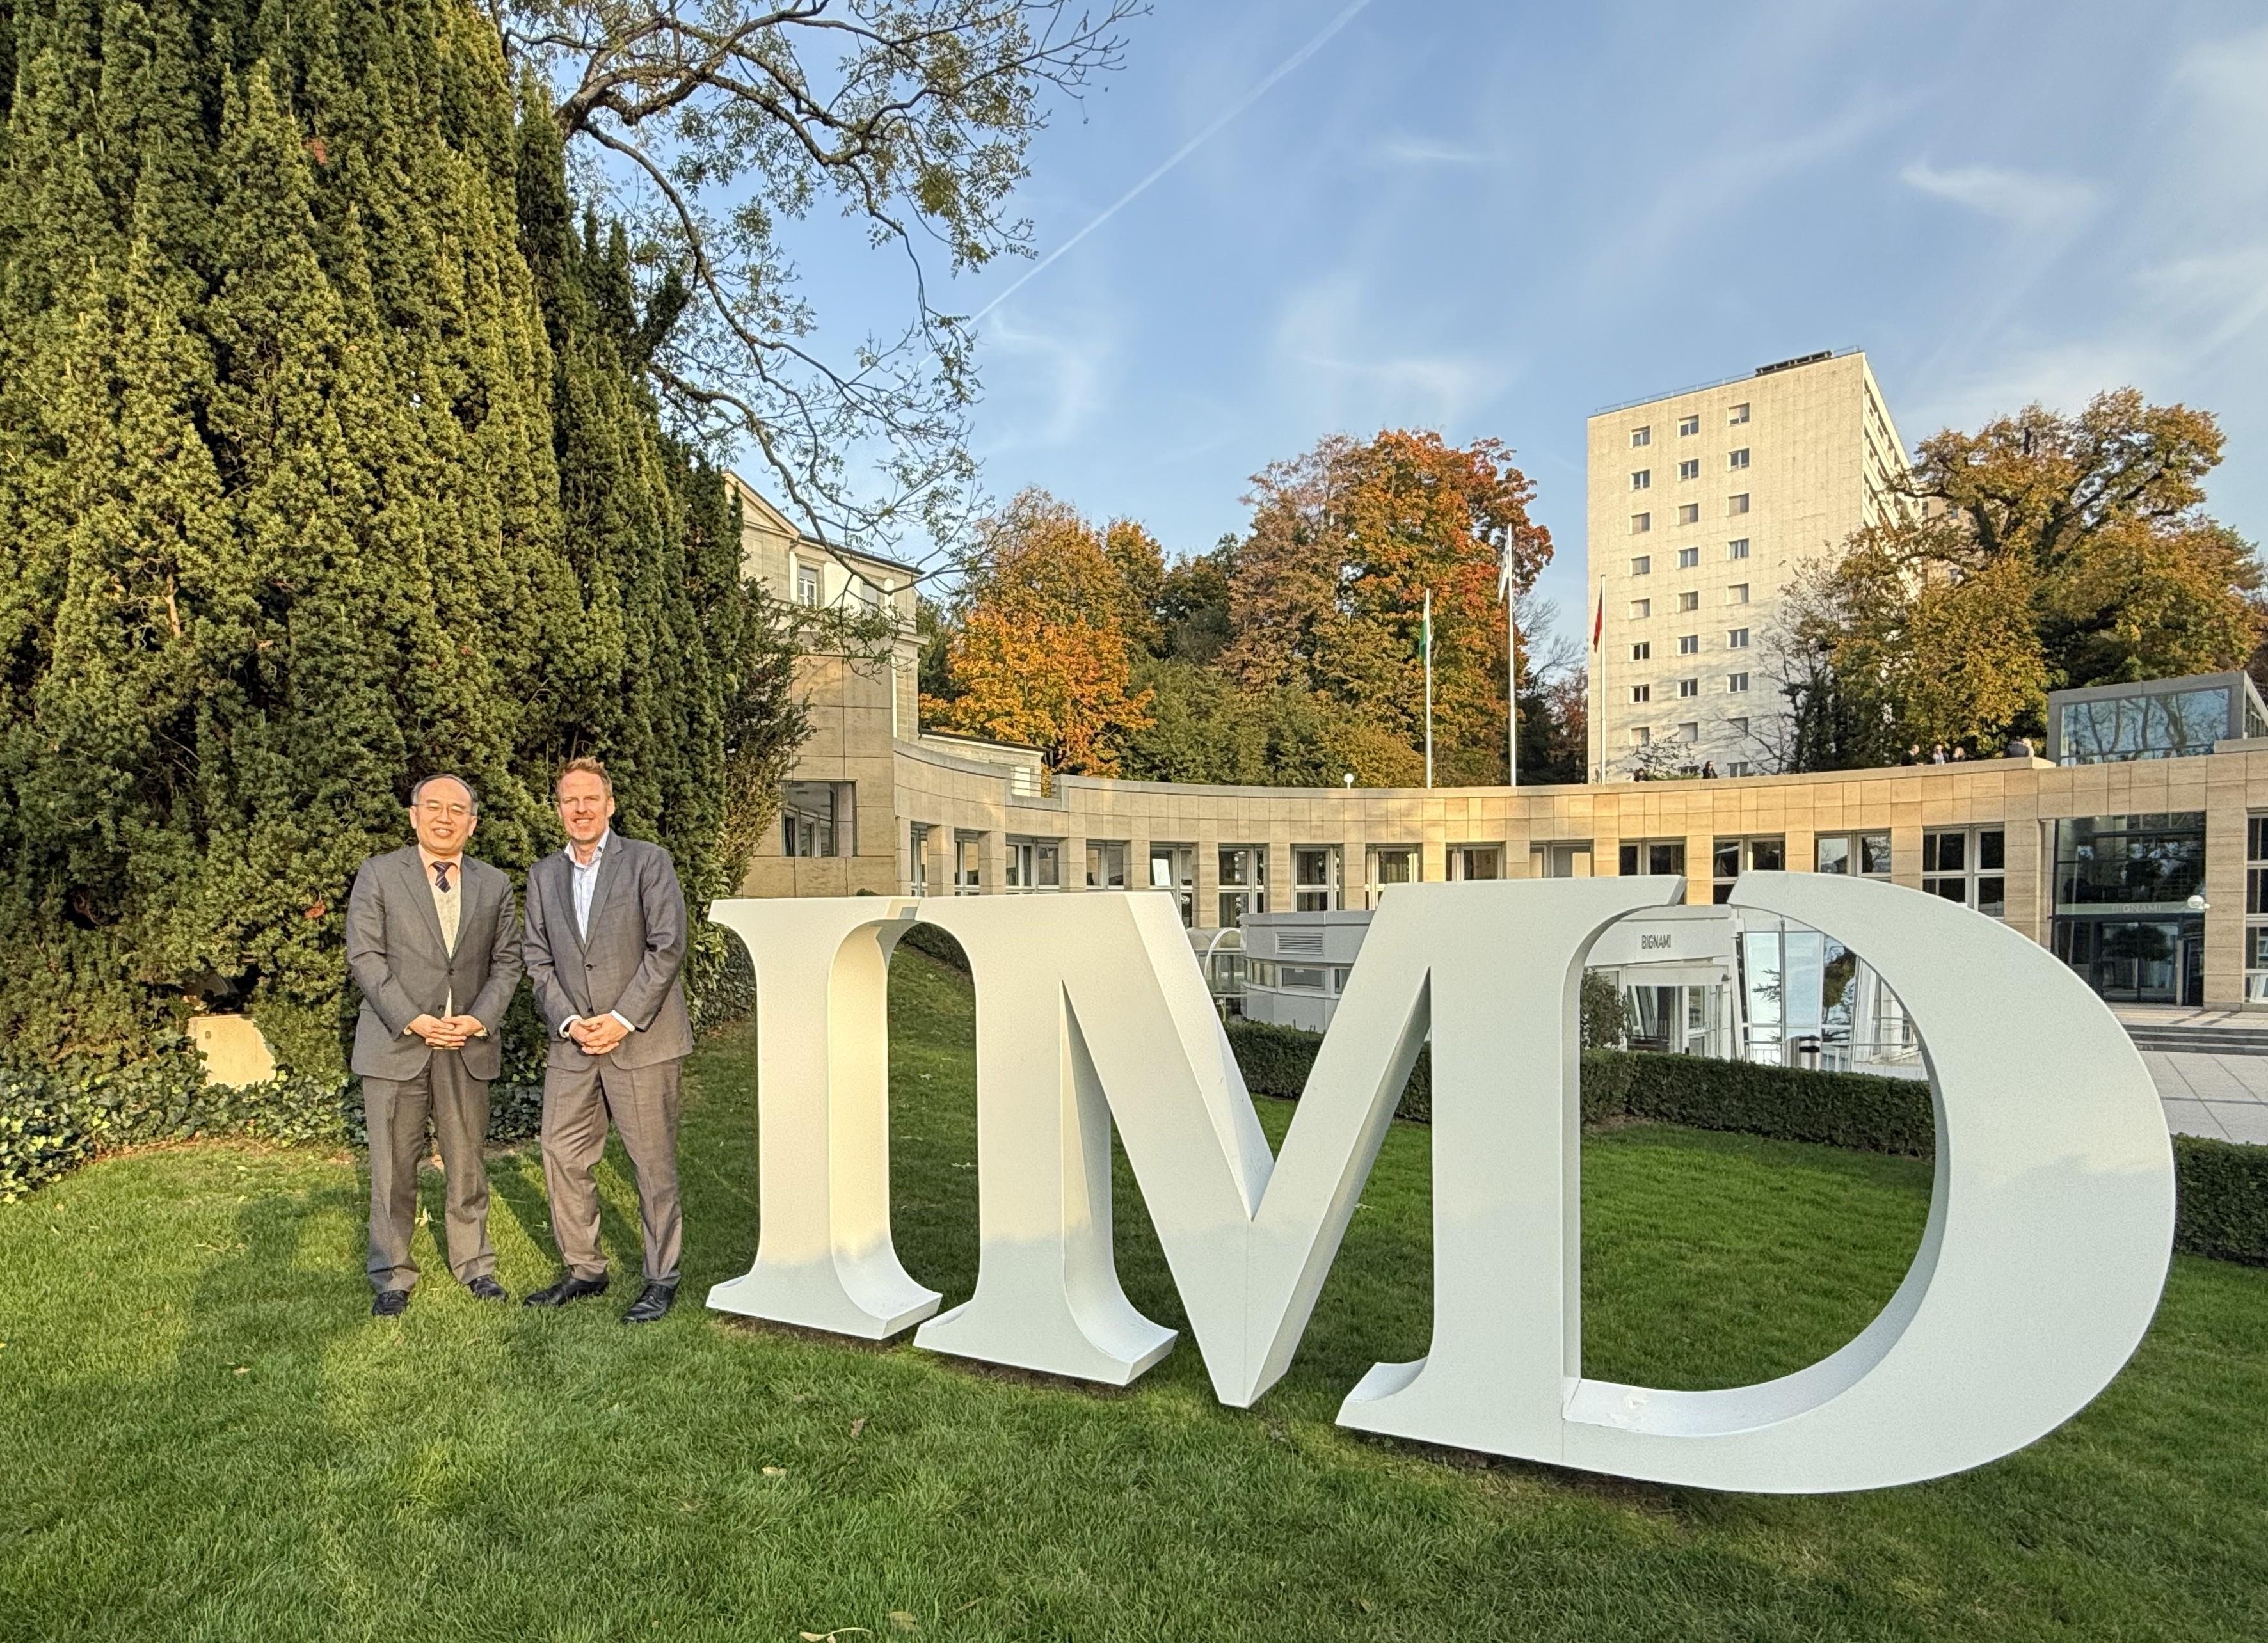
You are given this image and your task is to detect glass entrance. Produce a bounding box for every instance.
[2053,916,2203,1004]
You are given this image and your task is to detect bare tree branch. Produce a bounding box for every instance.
[500,2,1144,573]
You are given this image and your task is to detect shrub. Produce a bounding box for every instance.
[2171,1135,2268,1266]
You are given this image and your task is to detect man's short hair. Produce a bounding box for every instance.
[410,774,480,816]
[555,755,613,799]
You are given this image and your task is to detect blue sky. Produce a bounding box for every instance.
[776,1,2268,655]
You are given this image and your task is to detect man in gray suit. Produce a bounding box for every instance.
[521,756,694,1323]
[346,774,523,1316]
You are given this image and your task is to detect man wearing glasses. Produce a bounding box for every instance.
[346,774,523,1316]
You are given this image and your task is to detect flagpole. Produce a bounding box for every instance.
[1423,588,1434,790]
[1501,549,1519,788]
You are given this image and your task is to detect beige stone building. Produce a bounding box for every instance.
[1585,349,1918,781]
[735,477,2268,1013]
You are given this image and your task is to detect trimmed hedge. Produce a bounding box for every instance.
[2169,1134,2268,1266]
[1223,1024,2268,1267]
[1578,1049,1936,1156]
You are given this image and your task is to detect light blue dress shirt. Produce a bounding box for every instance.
[562,829,636,1039]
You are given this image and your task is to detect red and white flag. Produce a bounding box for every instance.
[1591,583,1604,649]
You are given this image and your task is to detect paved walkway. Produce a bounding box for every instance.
[2141,1052,2268,1143]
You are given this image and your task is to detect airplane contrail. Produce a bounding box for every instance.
[971,0,1376,324]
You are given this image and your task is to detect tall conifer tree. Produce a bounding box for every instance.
[0,0,801,1088]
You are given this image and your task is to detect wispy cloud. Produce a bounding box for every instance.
[1272,276,1509,429]
[1374,132,1512,167]
[971,308,1112,454]
[1899,161,2099,230]
[971,0,1375,324]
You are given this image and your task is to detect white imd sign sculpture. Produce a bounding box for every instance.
[707,875,2175,1494]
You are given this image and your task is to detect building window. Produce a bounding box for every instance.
[1677,546,1699,568]
[954,831,984,894]
[1728,537,1750,559]
[1679,415,1700,436]
[1629,598,1650,619]
[1712,835,1786,902]
[1677,720,1700,742]
[1729,672,1750,692]
[1729,761,1754,777]
[1727,583,1749,603]
[1631,512,1652,534]
[1218,845,1267,927]
[1678,459,1700,481]
[1817,831,1892,877]
[1729,716,1750,736]
[2053,814,2208,1003]
[1293,845,1341,911]
[1631,555,1651,575]
[1728,493,1750,515]
[1678,633,1699,655]
[781,781,854,857]
[1679,678,1699,697]
[2248,818,2268,1000]
[1926,828,2006,917]
[1004,837,1062,892]
[1677,591,1699,612]
[1630,641,1651,661]
[1618,839,1686,876]
[1730,402,1750,424]
[1677,503,1700,525]
[1631,426,1651,448]
[908,822,930,895]
[1150,843,1195,926]
[794,562,822,607]
[1629,727,1651,747]
[1631,469,1651,490]
[1448,845,1502,882]
[1367,845,1418,908]
[1631,684,1651,703]
[1729,628,1750,648]
[1729,448,1750,470]
[1087,840,1129,889]
[855,578,882,615]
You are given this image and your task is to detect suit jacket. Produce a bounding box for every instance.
[346,845,523,1081]
[523,832,694,1072]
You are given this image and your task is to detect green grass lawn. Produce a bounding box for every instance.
[3,951,2265,1642]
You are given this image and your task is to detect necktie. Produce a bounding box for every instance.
[433,861,452,894]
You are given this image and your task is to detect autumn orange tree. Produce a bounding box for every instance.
[922,491,1154,774]
[1225,430,1553,785]
[1771,390,2263,769]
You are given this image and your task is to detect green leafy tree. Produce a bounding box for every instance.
[1775,391,2262,768]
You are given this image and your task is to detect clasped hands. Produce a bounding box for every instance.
[406,1013,486,1050]
[568,1015,630,1056]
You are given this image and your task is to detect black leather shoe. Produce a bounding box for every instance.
[372,1289,410,1317]
[466,1276,508,1302]
[522,1273,609,1308]
[621,1282,678,1325]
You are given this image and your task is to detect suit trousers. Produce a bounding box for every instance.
[540,1056,684,1285]
[364,1052,495,1292]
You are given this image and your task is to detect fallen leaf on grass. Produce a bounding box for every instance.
[849,1418,867,1439]
[232,1366,250,1376]
[888,1612,918,1633]
[763,1466,787,1477]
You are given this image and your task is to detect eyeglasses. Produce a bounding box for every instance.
[415,802,474,820]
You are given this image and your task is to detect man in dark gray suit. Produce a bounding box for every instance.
[346,774,523,1316]
[521,756,694,1323]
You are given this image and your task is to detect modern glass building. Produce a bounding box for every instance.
[2049,672,2268,765]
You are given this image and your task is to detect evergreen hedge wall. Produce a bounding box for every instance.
[1223,1024,2268,1267]
[0,1,800,1121]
